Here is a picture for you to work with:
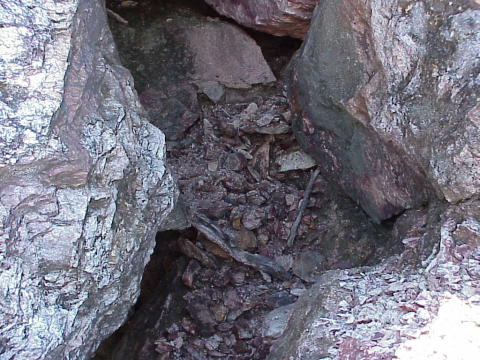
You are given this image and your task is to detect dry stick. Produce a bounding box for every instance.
[106,8,129,25]
[287,167,321,247]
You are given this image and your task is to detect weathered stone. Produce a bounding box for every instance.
[159,199,191,231]
[0,1,176,359]
[204,0,318,39]
[276,147,316,172]
[288,0,479,222]
[262,304,295,340]
[109,2,275,140]
[292,252,326,282]
[231,227,259,251]
[195,81,225,104]
[268,200,480,360]
[242,207,266,230]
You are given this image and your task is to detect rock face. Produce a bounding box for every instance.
[205,0,318,39]
[288,0,480,222]
[108,2,276,141]
[0,1,176,359]
[267,199,480,359]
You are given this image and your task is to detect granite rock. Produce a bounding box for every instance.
[288,0,480,222]
[0,1,176,359]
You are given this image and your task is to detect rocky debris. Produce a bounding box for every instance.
[0,1,176,359]
[268,200,480,359]
[95,88,397,359]
[288,0,480,222]
[204,0,318,39]
[166,93,393,271]
[108,1,275,141]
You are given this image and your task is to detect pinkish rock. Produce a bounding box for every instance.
[182,259,203,288]
[205,0,318,39]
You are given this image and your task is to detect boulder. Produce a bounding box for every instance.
[0,1,176,359]
[204,0,318,39]
[288,0,480,222]
[267,199,480,359]
[109,2,276,140]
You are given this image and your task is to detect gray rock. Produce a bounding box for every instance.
[159,199,191,231]
[262,304,295,340]
[195,81,225,104]
[0,1,176,359]
[292,252,326,282]
[288,0,479,222]
[204,0,318,39]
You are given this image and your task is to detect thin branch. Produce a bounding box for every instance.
[106,8,129,25]
[287,167,321,247]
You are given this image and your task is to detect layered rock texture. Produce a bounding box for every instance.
[205,0,318,39]
[288,0,480,222]
[0,1,176,359]
[268,199,480,359]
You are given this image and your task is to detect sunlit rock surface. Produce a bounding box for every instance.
[268,200,480,359]
[288,0,480,222]
[0,1,176,359]
[204,0,318,39]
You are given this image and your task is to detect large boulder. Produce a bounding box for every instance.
[0,1,176,359]
[288,0,480,222]
[108,2,276,141]
[205,0,318,39]
[267,199,480,359]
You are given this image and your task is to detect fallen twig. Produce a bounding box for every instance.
[106,8,129,25]
[287,167,321,247]
[192,214,290,280]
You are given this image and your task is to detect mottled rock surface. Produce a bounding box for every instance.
[0,1,176,359]
[205,0,318,39]
[268,200,480,359]
[108,1,275,140]
[288,0,480,222]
